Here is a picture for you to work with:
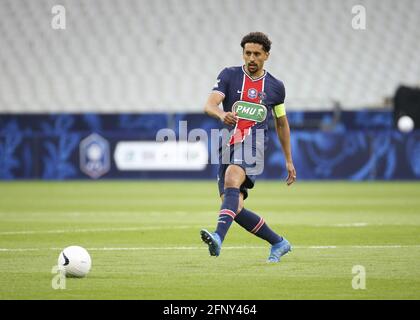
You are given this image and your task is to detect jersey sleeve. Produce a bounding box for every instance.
[211,68,229,97]
[272,80,286,118]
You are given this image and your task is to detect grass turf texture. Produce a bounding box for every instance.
[0,181,419,300]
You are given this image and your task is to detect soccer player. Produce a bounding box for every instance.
[200,32,296,262]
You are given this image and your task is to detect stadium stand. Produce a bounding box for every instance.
[0,0,419,112]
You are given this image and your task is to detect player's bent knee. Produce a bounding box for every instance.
[224,166,245,188]
[224,177,241,188]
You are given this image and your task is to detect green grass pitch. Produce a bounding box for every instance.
[0,181,419,300]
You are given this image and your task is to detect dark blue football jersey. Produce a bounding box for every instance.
[212,66,286,145]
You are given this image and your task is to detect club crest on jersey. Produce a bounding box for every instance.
[258,91,266,100]
[247,88,258,99]
[232,101,267,123]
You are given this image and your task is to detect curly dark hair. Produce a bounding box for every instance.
[240,32,272,52]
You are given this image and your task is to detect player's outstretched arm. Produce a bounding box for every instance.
[274,115,296,186]
[204,92,237,126]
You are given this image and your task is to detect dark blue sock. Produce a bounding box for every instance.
[215,187,240,242]
[235,208,283,245]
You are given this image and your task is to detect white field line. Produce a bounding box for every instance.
[0,221,414,236]
[330,223,369,227]
[0,225,201,236]
[1,245,420,252]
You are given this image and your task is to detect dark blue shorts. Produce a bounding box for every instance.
[217,142,261,200]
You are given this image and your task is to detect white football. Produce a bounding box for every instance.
[58,246,92,278]
[398,115,415,133]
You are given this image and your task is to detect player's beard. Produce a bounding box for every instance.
[247,63,259,75]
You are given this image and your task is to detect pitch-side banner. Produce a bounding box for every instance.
[114,141,208,171]
[1,112,420,180]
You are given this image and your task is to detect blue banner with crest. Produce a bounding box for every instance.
[0,112,419,180]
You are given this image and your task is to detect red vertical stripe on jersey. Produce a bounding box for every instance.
[229,74,264,145]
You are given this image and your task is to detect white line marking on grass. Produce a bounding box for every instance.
[0,222,377,235]
[333,223,369,227]
[312,222,369,228]
[0,225,202,236]
[0,248,42,252]
[1,245,420,252]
